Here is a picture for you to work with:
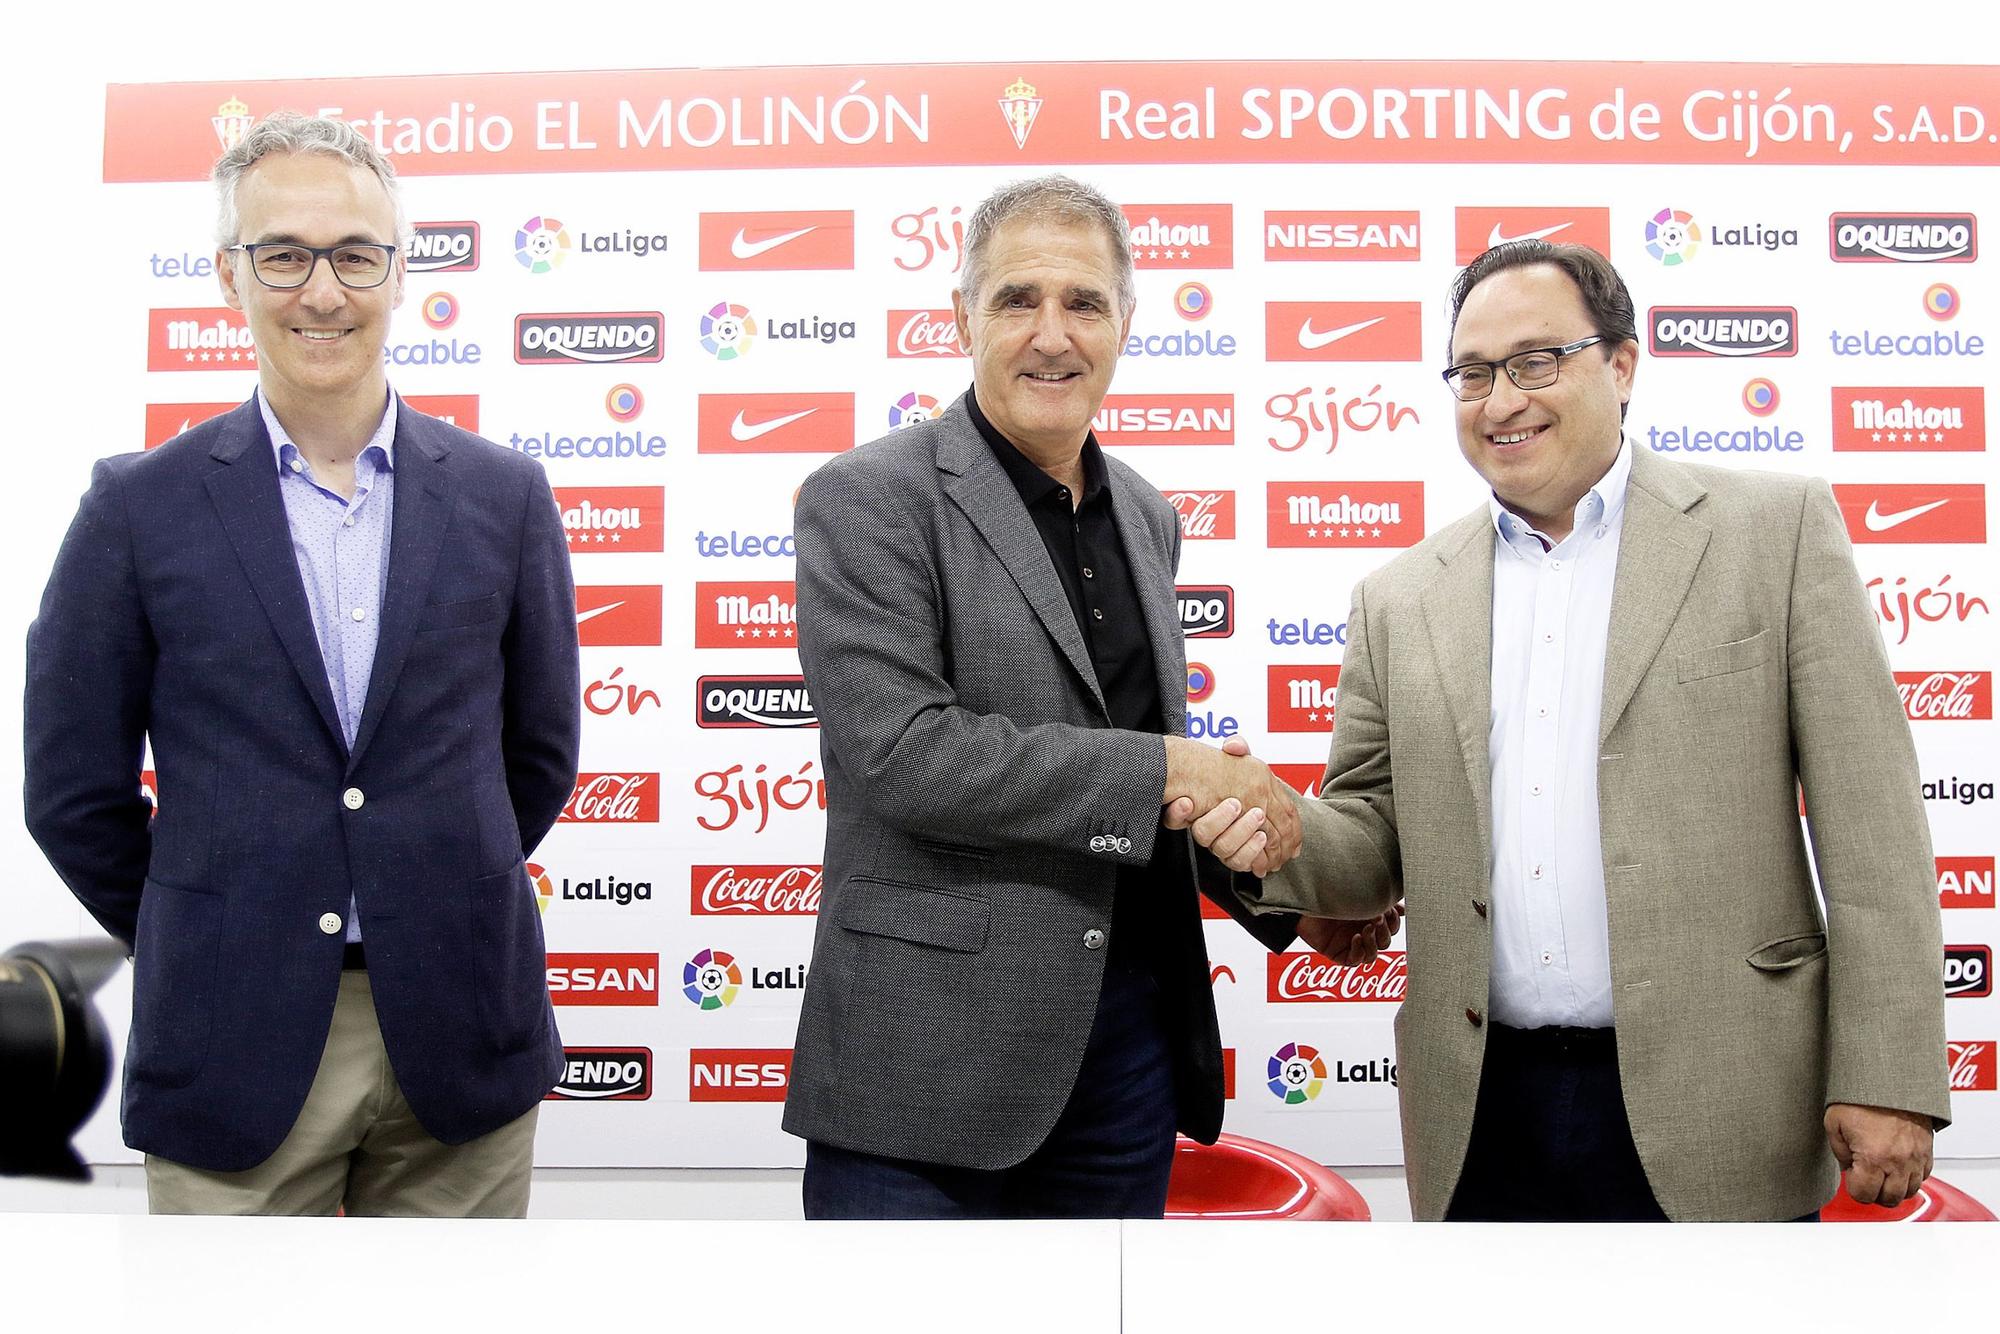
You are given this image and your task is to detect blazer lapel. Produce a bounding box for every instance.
[347,402,457,770]
[202,399,346,753]
[1418,509,1497,853]
[1108,473,1187,735]
[936,399,1107,716]
[1599,450,1711,744]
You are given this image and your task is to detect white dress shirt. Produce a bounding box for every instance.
[1485,438,1632,1029]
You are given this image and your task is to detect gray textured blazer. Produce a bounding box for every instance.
[1247,445,1950,1221]
[782,393,1291,1168]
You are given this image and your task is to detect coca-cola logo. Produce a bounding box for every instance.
[1948,1041,1997,1091]
[690,864,823,915]
[1161,490,1236,540]
[1267,950,1407,1002]
[560,773,660,823]
[1896,671,1992,722]
[886,308,965,358]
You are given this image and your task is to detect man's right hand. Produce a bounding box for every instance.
[1162,736,1301,872]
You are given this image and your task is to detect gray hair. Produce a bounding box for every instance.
[958,175,1135,317]
[212,112,410,250]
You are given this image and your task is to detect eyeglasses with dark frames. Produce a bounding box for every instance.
[1442,335,1606,402]
[227,242,400,291]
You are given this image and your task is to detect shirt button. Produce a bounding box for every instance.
[1537,707,1548,718]
[1542,632,1555,644]
[318,912,342,935]
[1082,567,1095,579]
[1091,608,1104,621]
[1530,784,1543,796]
[1540,950,1554,966]
[1532,864,1544,880]
[288,459,304,473]
[342,787,365,810]
[1550,559,1563,571]
[350,607,367,622]
[343,514,355,527]
[1082,928,1106,950]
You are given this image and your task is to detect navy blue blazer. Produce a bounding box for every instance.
[24,397,580,1171]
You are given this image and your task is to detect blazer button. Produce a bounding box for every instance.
[342,787,365,810]
[319,912,343,935]
[1472,898,1488,919]
[1465,1007,1483,1027]
[1082,929,1106,950]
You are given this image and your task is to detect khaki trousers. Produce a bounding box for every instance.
[145,971,538,1216]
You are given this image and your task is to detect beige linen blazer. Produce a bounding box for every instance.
[1251,446,1950,1221]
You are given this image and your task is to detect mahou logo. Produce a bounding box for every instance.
[1895,671,1992,721]
[1268,665,1340,732]
[697,392,856,454]
[1834,484,1986,544]
[1092,394,1234,446]
[1265,302,1422,362]
[407,221,481,273]
[1268,482,1424,548]
[560,773,660,823]
[886,308,966,359]
[1832,388,1985,452]
[1123,204,1233,269]
[1268,950,1408,1002]
[689,1048,794,1102]
[546,953,660,1006]
[555,487,665,553]
[1948,1041,1997,1092]
[1455,207,1613,263]
[514,312,664,366]
[690,864,823,916]
[1264,210,1420,262]
[576,585,664,647]
[149,308,256,371]
[546,1047,652,1101]
[698,210,855,271]
[1162,490,1236,540]
[695,581,798,647]
[1829,213,1977,264]
[1939,856,1996,910]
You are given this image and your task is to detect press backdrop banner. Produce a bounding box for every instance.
[100,60,1997,1166]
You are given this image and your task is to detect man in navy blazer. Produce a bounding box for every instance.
[24,114,579,1214]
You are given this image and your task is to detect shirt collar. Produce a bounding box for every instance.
[966,386,1109,510]
[260,388,398,474]
[1488,434,1632,550]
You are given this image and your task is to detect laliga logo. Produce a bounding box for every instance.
[516,216,572,274]
[701,301,756,360]
[889,392,940,429]
[683,948,742,1010]
[1645,208,1701,266]
[527,862,555,914]
[999,76,1042,150]
[1267,1042,1326,1105]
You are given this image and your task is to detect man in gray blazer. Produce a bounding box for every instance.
[783,176,1354,1218]
[1201,240,1950,1221]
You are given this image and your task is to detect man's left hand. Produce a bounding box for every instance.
[1298,904,1404,967]
[1825,1102,1934,1207]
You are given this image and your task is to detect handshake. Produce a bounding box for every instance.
[1161,734,1304,878]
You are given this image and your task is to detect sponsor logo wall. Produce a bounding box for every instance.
[100,61,1999,1169]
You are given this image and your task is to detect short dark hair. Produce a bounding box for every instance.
[1447,240,1637,356]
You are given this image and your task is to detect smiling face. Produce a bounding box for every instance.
[952,215,1132,468]
[216,150,403,421]
[1449,263,1636,539]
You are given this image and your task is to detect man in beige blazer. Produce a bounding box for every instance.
[1198,240,1949,1221]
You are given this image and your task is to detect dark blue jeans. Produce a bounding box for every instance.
[803,966,1179,1219]
[1445,1024,1818,1222]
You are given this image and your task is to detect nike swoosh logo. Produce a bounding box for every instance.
[1864,498,1951,532]
[731,226,815,260]
[575,602,626,625]
[1297,317,1384,350]
[1488,221,1573,247]
[730,408,817,441]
